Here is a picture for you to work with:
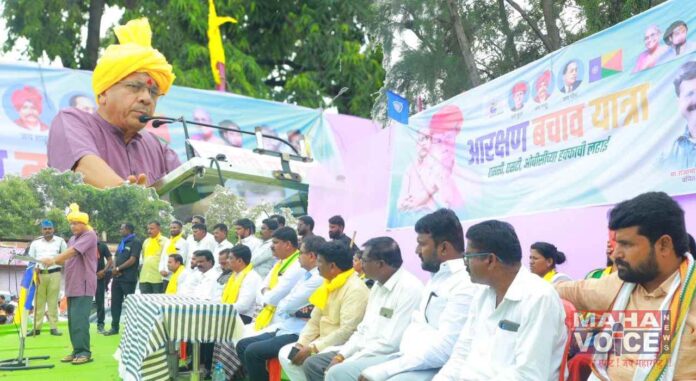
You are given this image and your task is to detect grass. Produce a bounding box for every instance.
[0,321,121,381]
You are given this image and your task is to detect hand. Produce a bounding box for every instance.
[97,270,105,279]
[326,357,343,371]
[290,344,312,366]
[358,376,369,381]
[160,270,169,277]
[126,173,148,186]
[39,258,54,267]
[112,268,121,277]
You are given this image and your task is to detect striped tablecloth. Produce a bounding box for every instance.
[117,294,238,381]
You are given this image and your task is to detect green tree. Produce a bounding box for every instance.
[0,169,173,242]
[2,0,385,117]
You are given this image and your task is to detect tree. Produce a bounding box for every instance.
[0,169,173,242]
[2,0,385,117]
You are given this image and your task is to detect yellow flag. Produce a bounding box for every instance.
[208,0,237,85]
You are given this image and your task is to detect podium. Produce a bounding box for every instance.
[153,140,315,218]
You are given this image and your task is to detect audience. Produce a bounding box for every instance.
[253,227,305,332]
[278,240,370,380]
[159,220,188,289]
[164,254,188,294]
[186,223,217,269]
[212,223,233,270]
[235,218,262,253]
[352,250,375,289]
[297,215,315,244]
[529,241,572,284]
[252,218,279,277]
[434,220,567,380]
[234,235,325,380]
[359,208,477,380]
[304,237,423,381]
[270,214,286,228]
[139,221,167,294]
[221,245,262,323]
[556,191,696,381]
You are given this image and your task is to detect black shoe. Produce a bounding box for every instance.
[50,329,62,336]
[26,330,40,336]
[97,325,105,334]
[103,329,119,336]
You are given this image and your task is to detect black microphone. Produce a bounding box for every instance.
[139,115,173,128]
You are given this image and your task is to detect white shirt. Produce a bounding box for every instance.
[273,267,324,335]
[259,257,305,307]
[213,239,233,270]
[251,239,276,277]
[362,258,478,381]
[240,235,262,253]
[185,233,217,268]
[229,269,263,318]
[185,267,222,300]
[172,267,190,295]
[336,268,424,361]
[434,266,567,381]
[158,236,188,280]
[28,236,67,270]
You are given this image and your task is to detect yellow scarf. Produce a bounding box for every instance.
[254,250,300,331]
[167,234,183,254]
[542,268,557,283]
[309,269,355,310]
[165,265,184,294]
[144,233,163,257]
[222,264,254,303]
[601,266,613,277]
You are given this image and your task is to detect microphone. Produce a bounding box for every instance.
[139,115,174,128]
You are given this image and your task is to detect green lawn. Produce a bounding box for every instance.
[0,322,121,381]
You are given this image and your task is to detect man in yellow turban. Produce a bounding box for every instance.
[39,204,99,365]
[47,18,181,189]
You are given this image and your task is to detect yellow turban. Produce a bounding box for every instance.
[67,203,92,230]
[92,18,175,99]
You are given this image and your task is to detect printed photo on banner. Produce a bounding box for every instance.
[559,59,583,94]
[509,81,529,111]
[663,61,696,169]
[60,92,96,114]
[397,105,464,213]
[534,70,554,104]
[2,84,55,133]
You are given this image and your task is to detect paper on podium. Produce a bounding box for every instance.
[11,254,39,263]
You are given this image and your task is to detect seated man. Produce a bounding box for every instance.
[278,241,370,381]
[434,220,567,380]
[183,250,222,300]
[220,245,262,323]
[303,237,424,381]
[164,254,188,295]
[233,236,325,380]
[360,208,477,381]
[556,191,696,381]
[47,18,180,188]
[251,227,306,333]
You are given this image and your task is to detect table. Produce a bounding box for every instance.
[117,294,239,381]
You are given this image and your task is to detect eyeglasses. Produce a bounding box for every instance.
[118,80,162,100]
[463,252,493,264]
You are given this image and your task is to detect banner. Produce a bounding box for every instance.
[388,0,696,228]
[0,62,338,180]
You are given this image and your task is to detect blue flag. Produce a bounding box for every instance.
[16,262,36,324]
[386,91,409,125]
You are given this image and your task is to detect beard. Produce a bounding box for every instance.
[420,255,441,273]
[329,231,341,239]
[615,248,659,283]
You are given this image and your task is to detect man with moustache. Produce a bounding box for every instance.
[434,220,566,380]
[556,192,696,380]
[159,220,188,289]
[666,61,696,168]
[359,209,477,381]
[47,18,180,188]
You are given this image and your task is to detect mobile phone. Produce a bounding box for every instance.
[287,346,300,360]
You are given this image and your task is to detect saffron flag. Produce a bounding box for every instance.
[207,0,238,85]
[15,262,37,325]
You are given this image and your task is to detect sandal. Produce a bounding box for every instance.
[71,356,93,365]
[60,354,75,363]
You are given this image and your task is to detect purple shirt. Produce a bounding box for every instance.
[64,229,98,297]
[47,108,181,186]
